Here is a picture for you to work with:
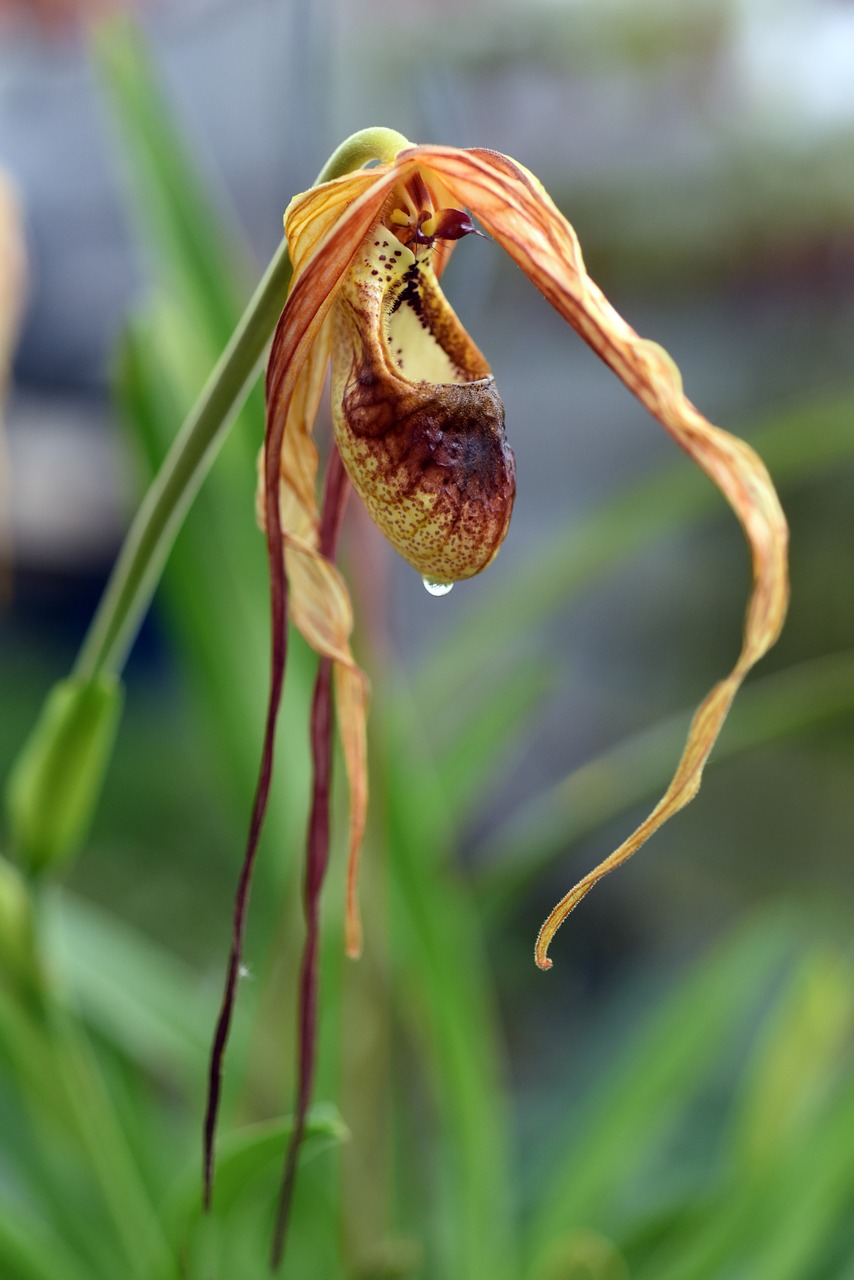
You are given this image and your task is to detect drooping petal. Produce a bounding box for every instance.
[275,534,369,956]
[282,532,352,658]
[335,659,369,958]
[271,650,334,1272]
[265,161,415,496]
[414,145,789,969]
[255,302,369,960]
[278,317,330,539]
[259,164,410,926]
[255,313,329,547]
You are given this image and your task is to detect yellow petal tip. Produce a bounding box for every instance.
[345,920,363,961]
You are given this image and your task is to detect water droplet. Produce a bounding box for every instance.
[422,576,454,597]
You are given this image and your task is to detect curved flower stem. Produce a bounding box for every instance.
[73,237,293,681]
[73,127,410,684]
[313,128,411,186]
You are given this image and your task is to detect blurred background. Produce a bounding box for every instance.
[2,1,854,1278]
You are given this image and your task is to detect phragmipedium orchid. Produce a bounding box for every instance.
[203,128,789,1266]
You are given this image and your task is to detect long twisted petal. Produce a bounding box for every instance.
[416,145,789,968]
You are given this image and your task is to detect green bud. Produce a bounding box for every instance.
[5,675,124,874]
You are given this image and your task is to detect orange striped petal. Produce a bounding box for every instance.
[285,168,398,276]
[283,533,354,663]
[263,167,412,946]
[283,531,369,956]
[413,145,789,969]
[265,161,417,494]
[334,660,369,958]
[256,313,331,546]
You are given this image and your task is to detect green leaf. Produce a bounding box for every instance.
[91,17,254,353]
[172,1105,348,1226]
[628,944,854,1280]
[743,1078,854,1280]
[0,1207,91,1280]
[378,680,516,1280]
[732,946,854,1170]
[43,890,210,1080]
[166,1110,348,1280]
[431,658,554,822]
[729,947,854,1280]
[526,913,793,1269]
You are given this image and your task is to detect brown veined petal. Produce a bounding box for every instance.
[285,167,398,276]
[334,660,369,958]
[284,532,369,955]
[263,161,411,686]
[414,145,789,969]
[265,158,425,554]
[265,159,421,513]
[284,531,355,666]
[261,161,421,978]
[256,312,332,546]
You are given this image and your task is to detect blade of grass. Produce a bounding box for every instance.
[745,1079,854,1280]
[630,946,854,1280]
[43,889,210,1081]
[48,1018,177,1280]
[526,912,793,1269]
[731,946,853,1171]
[432,660,555,823]
[0,983,175,1279]
[91,17,256,354]
[169,1106,348,1228]
[377,678,515,1280]
[731,947,854,1280]
[0,1210,93,1280]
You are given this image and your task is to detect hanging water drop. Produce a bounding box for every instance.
[422,576,454,597]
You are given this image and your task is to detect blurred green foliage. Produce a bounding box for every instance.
[6,674,123,873]
[2,14,854,1280]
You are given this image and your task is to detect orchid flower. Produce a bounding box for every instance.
[204,129,789,1266]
